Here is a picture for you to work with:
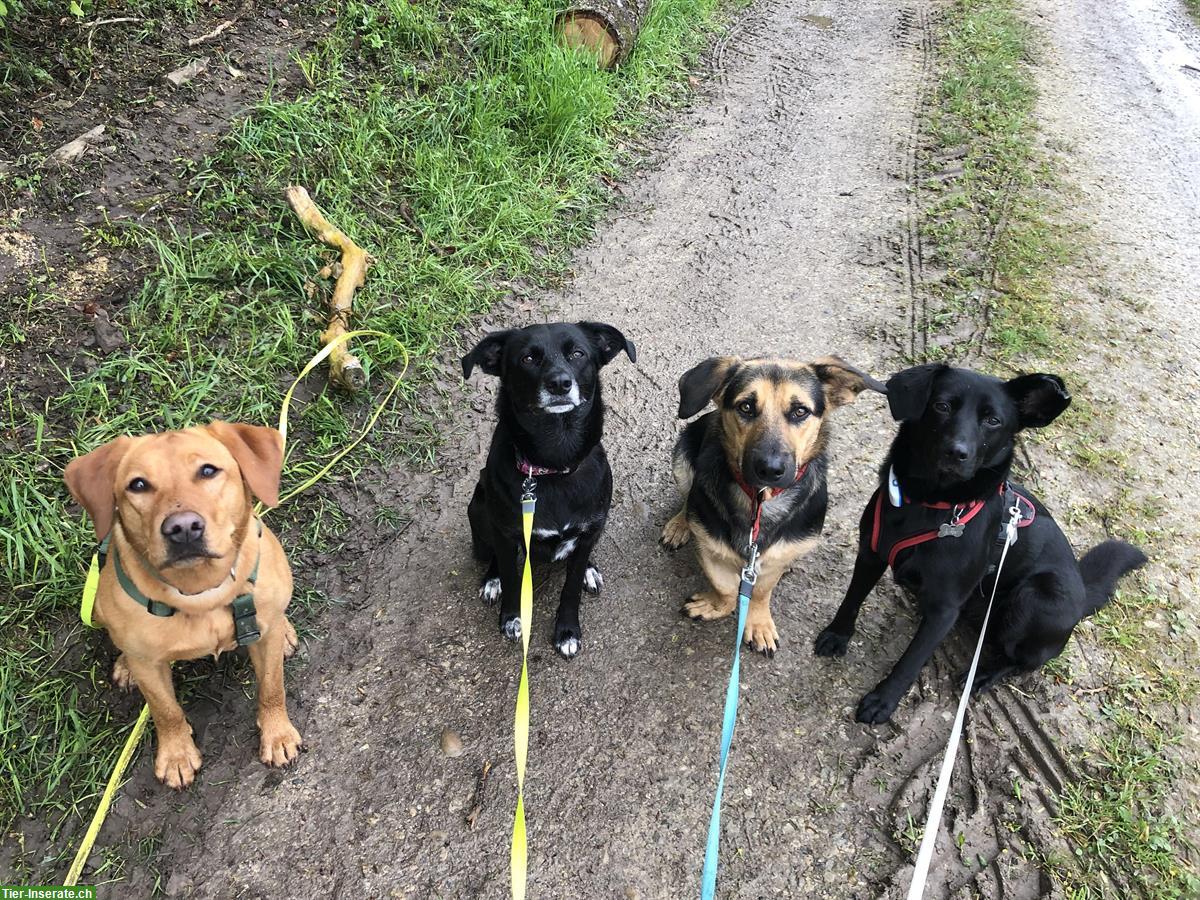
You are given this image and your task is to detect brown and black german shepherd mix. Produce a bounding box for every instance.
[662,356,885,655]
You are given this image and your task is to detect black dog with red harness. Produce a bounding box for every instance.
[814,363,1147,724]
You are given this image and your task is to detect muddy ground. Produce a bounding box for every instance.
[5,0,1200,896]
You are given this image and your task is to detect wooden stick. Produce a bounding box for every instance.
[285,185,369,391]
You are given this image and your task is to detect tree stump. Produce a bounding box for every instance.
[557,0,652,68]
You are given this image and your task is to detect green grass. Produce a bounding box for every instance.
[922,1,1200,896]
[1,0,724,875]
[920,0,1066,361]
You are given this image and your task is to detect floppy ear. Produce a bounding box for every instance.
[461,330,515,379]
[1005,373,1071,429]
[577,321,636,366]
[885,363,947,422]
[205,421,284,508]
[677,356,740,419]
[812,356,887,409]
[64,436,132,540]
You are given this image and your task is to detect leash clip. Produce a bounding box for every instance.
[521,475,537,502]
[1003,504,1021,547]
[741,541,760,586]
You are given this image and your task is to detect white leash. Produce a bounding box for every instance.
[906,503,1023,899]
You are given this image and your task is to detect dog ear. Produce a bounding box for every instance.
[461,330,513,379]
[64,436,132,540]
[677,356,740,419]
[1005,373,1071,429]
[812,356,887,409]
[578,322,636,366]
[206,421,284,508]
[885,363,947,422]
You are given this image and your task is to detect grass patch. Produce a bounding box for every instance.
[1,0,724,873]
[922,1,1200,895]
[920,0,1067,360]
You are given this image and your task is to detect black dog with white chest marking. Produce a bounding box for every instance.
[815,364,1147,724]
[463,322,636,658]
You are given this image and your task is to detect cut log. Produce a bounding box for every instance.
[285,185,370,392]
[557,0,651,68]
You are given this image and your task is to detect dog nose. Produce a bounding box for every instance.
[945,442,970,462]
[162,511,206,545]
[546,371,574,396]
[751,452,789,484]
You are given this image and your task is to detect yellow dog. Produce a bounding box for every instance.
[65,422,302,789]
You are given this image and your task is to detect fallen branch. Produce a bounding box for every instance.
[188,18,235,46]
[285,185,369,392]
[188,1,252,46]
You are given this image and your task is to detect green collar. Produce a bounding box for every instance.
[98,520,263,647]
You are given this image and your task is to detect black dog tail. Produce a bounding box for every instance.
[1078,539,1149,616]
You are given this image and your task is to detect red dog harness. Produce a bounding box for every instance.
[869,480,1036,568]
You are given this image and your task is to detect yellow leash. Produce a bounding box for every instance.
[510,486,536,900]
[65,329,408,885]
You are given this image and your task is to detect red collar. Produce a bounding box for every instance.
[732,462,810,545]
[515,451,570,477]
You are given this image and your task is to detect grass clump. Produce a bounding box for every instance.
[1,0,722,873]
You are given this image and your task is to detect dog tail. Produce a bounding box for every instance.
[1078,539,1148,616]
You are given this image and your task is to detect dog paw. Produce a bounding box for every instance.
[259,718,303,768]
[111,654,137,691]
[554,628,581,659]
[282,619,300,659]
[959,665,1012,695]
[501,614,522,641]
[660,512,691,549]
[813,628,851,657]
[583,565,603,594]
[855,689,899,725]
[154,734,203,790]
[744,609,780,657]
[682,591,736,621]
[479,577,502,605]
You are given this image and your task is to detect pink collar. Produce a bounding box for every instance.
[515,451,570,477]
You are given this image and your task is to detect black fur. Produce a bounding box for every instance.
[463,321,635,658]
[814,365,1147,724]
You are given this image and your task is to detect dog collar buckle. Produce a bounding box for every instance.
[231,593,261,646]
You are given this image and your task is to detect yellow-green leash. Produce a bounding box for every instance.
[66,329,408,885]
[510,479,536,900]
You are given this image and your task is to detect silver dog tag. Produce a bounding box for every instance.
[938,522,965,538]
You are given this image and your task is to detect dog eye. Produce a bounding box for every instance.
[737,400,755,416]
[199,464,220,478]
[983,415,1001,428]
[127,477,150,493]
[569,348,585,360]
[522,354,536,365]
[933,400,951,414]
[788,405,811,423]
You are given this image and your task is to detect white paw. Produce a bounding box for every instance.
[556,636,580,658]
[583,566,603,594]
[502,616,522,641]
[479,577,501,604]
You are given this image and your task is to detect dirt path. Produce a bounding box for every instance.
[84,1,1196,897]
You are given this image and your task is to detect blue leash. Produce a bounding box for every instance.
[700,537,759,899]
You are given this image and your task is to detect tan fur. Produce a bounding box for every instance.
[718,371,825,480]
[64,424,301,789]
